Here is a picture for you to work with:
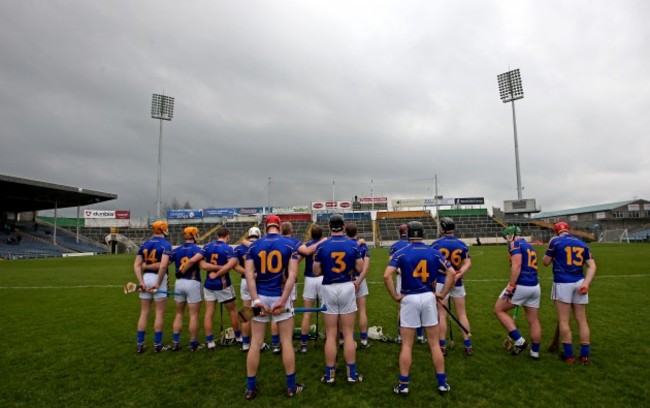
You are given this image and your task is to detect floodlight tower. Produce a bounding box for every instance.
[497,69,525,200]
[151,93,174,218]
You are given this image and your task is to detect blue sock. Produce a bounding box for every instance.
[324,365,336,380]
[580,343,590,358]
[532,343,540,353]
[347,363,357,379]
[137,330,145,344]
[563,343,574,358]
[272,334,280,345]
[190,339,198,346]
[508,329,522,341]
[464,339,472,348]
[300,334,309,344]
[235,330,241,338]
[360,332,368,341]
[206,334,214,343]
[154,331,162,344]
[436,373,447,388]
[399,374,409,389]
[247,376,256,391]
[173,333,180,343]
[243,336,250,345]
[416,327,424,337]
[339,332,344,341]
[439,339,447,347]
[286,373,296,390]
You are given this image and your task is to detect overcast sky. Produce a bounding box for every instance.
[2,0,648,220]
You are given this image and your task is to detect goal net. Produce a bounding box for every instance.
[598,229,629,243]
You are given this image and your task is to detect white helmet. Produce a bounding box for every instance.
[248,227,261,238]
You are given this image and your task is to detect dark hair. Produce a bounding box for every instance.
[281,221,293,236]
[345,222,358,238]
[311,224,323,240]
[216,226,230,238]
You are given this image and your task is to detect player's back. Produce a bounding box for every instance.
[316,236,360,284]
[172,243,202,280]
[547,235,592,282]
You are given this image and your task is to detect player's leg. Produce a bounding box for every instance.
[172,300,186,350]
[322,312,339,383]
[277,314,303,396]
[395,326,415,394]
[225,299,242,341]
[136,298,152,352]
[555,300,574,361]
[524,306,542,359]
[246,318,267,399]
[436,300,448,353]
[572,303,591,363]
[340,311,361,382]
[356,294,369,348]
[188,301,202,350]
[452,291,473,354]
[299,298,315,352]
[203,299,216,348]
[152,297,168,351]
[240,280,252,351]
[422,292,449,394]
[494,291,527,353]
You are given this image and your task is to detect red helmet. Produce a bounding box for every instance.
[554,221,570,235]
[265,215,281,230]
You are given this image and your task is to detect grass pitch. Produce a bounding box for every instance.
[0,243,649,407]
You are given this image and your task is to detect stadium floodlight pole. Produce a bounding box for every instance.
[151,93,174,219]
[497,69,525,200]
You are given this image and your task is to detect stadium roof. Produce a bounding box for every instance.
[533,199,636,219]
[0,173,117,213]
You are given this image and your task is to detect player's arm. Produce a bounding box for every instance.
[152,253,170,291]
[245,258,266,309]
[542,239,555,266]
[212,257,238,279]
[357,253,370,283]
[383,265,403,303]
[180,252,203,274]
[133,254,146,290]
[454,257,472,282]
[506,252,522,298]
[273,258,298,313]
[436,264,457,300]
[234,261,246,276]
[580,257,597,294]
[142,262,160,272]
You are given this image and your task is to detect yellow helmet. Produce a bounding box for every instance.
[183,226,199,240]
[152,220,168,236]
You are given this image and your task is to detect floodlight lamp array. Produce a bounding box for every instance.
[497,69,524,103]
[151,94,175,120]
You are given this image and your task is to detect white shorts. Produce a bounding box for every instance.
[400,291,439,328]
[240,279,251,302]
[321,282,357,315]
[291,284,297,302]
[396,273,402,294]
[174,279,202,304]
[139,273,169,301]
[253,294,293,323]
[436,282,466,299]
[204,286,236,303]
[500,284,541,308]
[303,276,323,301]
[356,279,369,298]
[552,280,588,304]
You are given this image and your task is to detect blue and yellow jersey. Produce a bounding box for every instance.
[168,242,203,281]
[247,233,299,296]
[202,240,235,290]
[302,238,320,278]
[314,236,361,285]
[389,238,409,258]
[137,236,172,274]
[508,238,539,286]
[545,234,594,283]
[431,235,470,286]
[234,243,249,281]
[352,238,370,277]
[389,242,452,295]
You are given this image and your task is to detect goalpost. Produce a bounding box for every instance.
[598,229,629,243]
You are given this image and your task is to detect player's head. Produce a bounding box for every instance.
[407,221,424,240]
[310,224,323,240]
[329,214,345,233]
[398,224,408,237]
[183,226,199,241]
[345,222,358,238]
[502,225,522,241]
[248,226,261,240]
[265,215,281,232]
[152,220,168,236]
[554,221,570,235]
[216,226,230,240]
[440,217,455,234]
[281,221,293,236]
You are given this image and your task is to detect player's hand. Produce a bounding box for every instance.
[137,282,145,292]
[147,284,159,294]
[393,293,405,303]
[270,300,285,315]
[353,279,360,293]
[504,284,516,299]
[435,292,447,301]
[209,271,219,280]
[578,285,589,295]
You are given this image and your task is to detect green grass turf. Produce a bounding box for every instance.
[0,243,649,407]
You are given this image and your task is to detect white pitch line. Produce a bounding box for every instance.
[0,274,648,290]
